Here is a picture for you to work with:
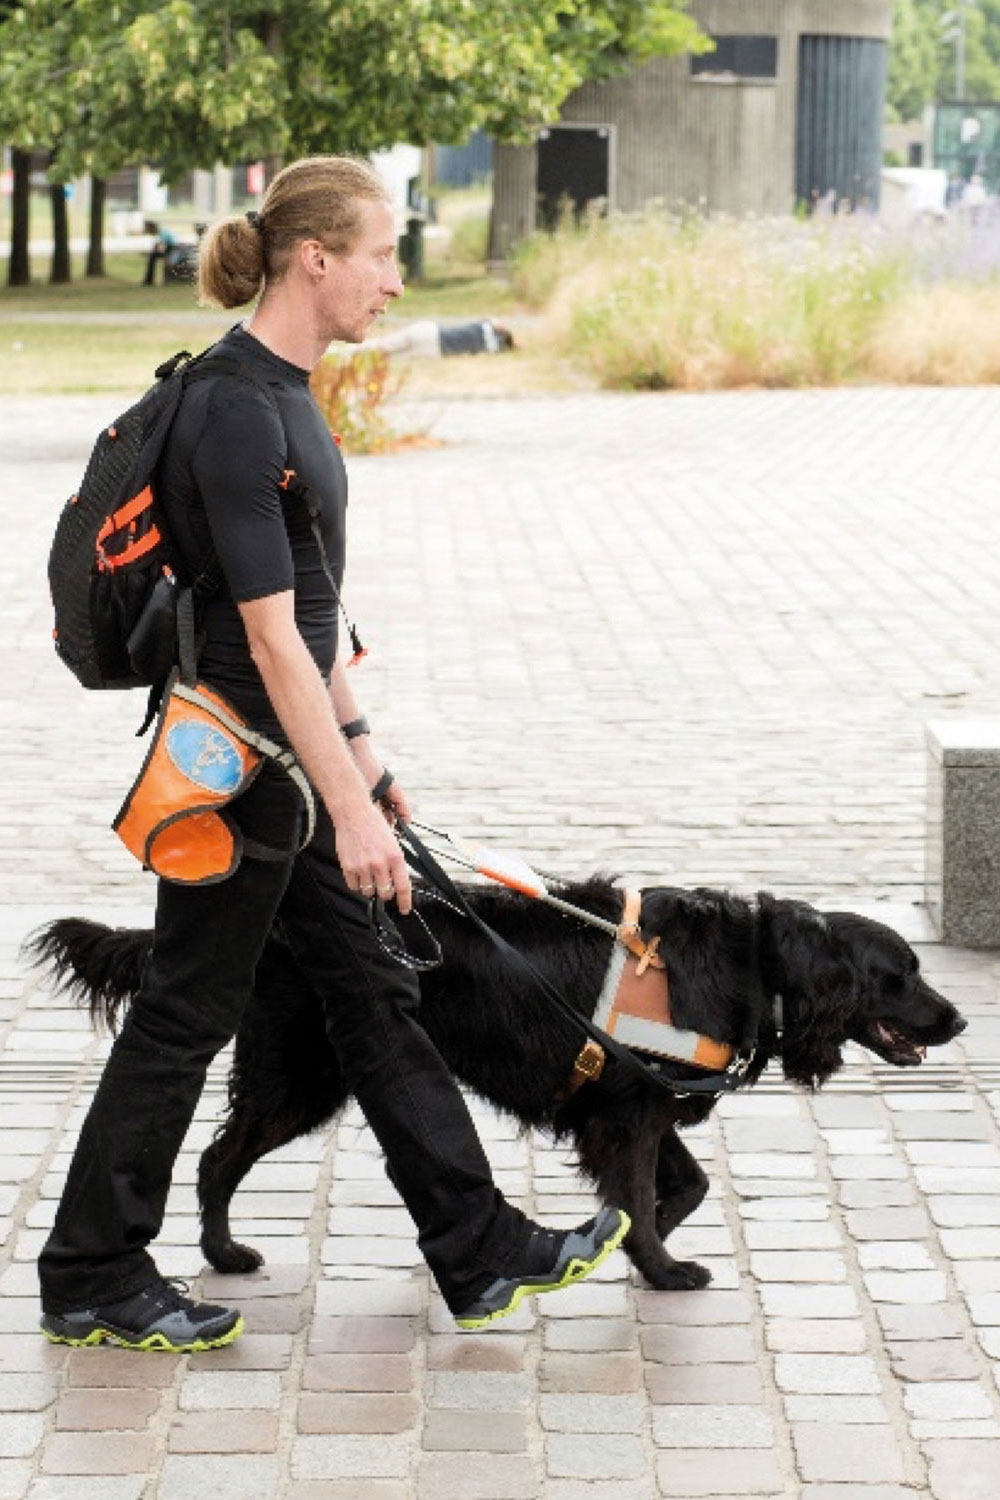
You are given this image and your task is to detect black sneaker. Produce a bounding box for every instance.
[454,1206,631,1330]
[40,1276,243,1353]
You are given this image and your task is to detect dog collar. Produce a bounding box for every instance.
[561,890,734,1096]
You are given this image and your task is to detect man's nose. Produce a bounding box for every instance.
[385,263,404,298]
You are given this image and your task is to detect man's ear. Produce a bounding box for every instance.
[299,238,326,279]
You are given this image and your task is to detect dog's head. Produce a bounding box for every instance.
[758,897,966,1089]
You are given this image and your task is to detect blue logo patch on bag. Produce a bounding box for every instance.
[166,720,244,795]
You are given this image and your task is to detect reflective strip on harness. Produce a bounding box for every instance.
[96,485,155,545]
[592,889,733,1071]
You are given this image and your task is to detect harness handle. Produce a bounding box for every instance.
[394,822,757,1099]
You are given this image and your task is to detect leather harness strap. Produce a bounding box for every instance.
[561,888,734,1098]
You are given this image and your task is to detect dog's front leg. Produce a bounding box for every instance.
[578,1104,710,1291]
[652,1126,711,1289]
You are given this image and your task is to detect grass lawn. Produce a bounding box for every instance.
[0,250,533,395]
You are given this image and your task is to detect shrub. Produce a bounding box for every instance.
[309,349,404,454]
[517,209,1000,390]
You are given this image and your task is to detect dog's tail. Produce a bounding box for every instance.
[23,918,153,1033]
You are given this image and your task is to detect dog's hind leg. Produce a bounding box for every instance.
[652,1127,711,1288]
[198,1096,342,1274]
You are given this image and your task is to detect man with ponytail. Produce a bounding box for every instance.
[38,157,628,1353]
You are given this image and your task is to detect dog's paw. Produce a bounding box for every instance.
[203,1239,265,1274]
[646,1259,713,1292]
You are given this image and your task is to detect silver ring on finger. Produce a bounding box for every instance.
[377,883,394,898]
[361,883,376,897]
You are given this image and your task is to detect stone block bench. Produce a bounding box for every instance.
[926,719,1000,947]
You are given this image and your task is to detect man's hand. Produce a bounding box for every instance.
[333,791,413,914]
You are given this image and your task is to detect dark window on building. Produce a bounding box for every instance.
[691,35,778,79]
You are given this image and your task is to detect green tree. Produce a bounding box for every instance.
[1,0,705,280]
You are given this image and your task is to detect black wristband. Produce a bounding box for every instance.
[370,767,394,803]
[341,716,370,741]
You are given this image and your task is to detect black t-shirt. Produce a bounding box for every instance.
[159,326,347,738]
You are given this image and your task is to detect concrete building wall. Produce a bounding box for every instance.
[489,0,892,258]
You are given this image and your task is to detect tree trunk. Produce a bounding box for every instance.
[49,161,71,284]
[86,176,106,277]
[8,149,31,287]
[263,16,284,184]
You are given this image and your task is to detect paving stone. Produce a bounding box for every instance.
[297,1393,418,1435]
[765,1320,867,1354]
[749,1252,847,1283]
[758,1285,858,1319]
[910,1419,1000,1439]
[863,1271,947,1303]
[426,1335,526,1372]
[541,1319,635,1352]
[877,1305,963,1341]
[655,1448,785,1496]
[652,1404,774,1447]
[168,1409,281,1452]
[903,1382,993,1420]
[307,1316,415,1353]
[158,1454,282,1499]
[0,1416,44,1459]
[178,1369,281,1410]
[538,1393,644,1433]
[544,1484,655,1500]
[888,1340,982,1381]
[641,1325,755,1363]
[54,1388,160,1430]
[743,1221,840,1250]
[291,1434,411,1480]
[539,1351,640,1392]
[544,1432,646,1479]
[739,1198,830,1222]
[923,1440,1000,1498]
[0,1337,66,1374]
[928,1197,1000,1228]
[187,1332,293,1370]
[40,1432,153,1475]
[635,1291,752,1325]
[24,1481,147,1500]
[415,1452,537,1498]
[792,1425,905,1483]
[799,1489,919,1500]
[422,1409,526,1451]
[314,1281,422,1317]
[285,1486,410,1500]
[774,1354,881,1395]
[858,1241,935,1270]
[429,1372,530,1409]
[891,1112,991,1141]
[844,1207,930,1240]
[0,1375,57,1412]
[836,1183,915,1209]
[0,1460,30,1500]
[645,1363,763,1405]
[302,1353,414,1392]
[783,1396,890,1423]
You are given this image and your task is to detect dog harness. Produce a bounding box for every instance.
[562,889,734,1096]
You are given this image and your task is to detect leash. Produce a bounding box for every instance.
[391,821,764,1100]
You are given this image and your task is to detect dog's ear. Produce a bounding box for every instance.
[763,899,858,1089]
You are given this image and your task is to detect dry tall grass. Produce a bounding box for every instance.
[512,212,1000,390]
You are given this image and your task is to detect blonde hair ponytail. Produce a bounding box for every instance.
[197,156,389,310]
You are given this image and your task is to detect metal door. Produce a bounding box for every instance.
[796,35,887,209]
[536,126,611,228]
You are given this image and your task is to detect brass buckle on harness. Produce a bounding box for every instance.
[575,1039,606,1082]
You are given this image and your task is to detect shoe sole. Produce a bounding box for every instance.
[40,1314,244,1354]
[455,1210,631,1330]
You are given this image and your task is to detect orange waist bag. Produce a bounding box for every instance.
[113,672,315,885]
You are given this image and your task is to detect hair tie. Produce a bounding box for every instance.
[245,210,262,231]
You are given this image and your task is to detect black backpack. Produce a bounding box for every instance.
[47,348,227,700]
[48,347,362,729]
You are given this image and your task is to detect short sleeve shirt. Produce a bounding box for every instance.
[158,326,348,737]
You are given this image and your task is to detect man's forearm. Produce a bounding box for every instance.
[249,630,371,820]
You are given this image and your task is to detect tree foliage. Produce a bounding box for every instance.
[887,0,1000,120]
[0,0,707,182]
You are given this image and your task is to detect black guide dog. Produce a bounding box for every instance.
[29,882,965,1292]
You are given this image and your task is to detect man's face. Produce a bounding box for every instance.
[317,198,403,343]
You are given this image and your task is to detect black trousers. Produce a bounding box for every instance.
[39,766,527,1314]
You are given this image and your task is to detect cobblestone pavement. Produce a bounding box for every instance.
[1,386,1000,1497]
